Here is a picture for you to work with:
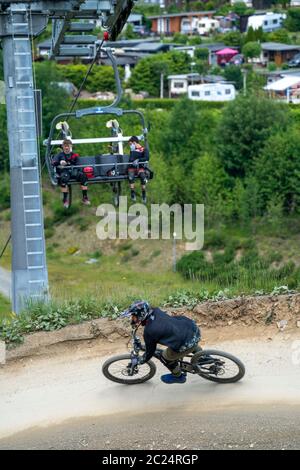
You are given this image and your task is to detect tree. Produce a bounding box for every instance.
[194,48,209,61]
[285,8,300,32]
[223,31,243,48]
[124,24,137,40]
[129,51,191,96]
[161,97,198,163]
[254,129,300,214]
[0,105,9,173]
[216,95,290,178]
[267,28,291,44]
[0,49,3,80]
[242,41,262,61]
[232,2,248,16]
[223,65,243,90]
[244,26,256,43]
[191,153,230,225]
[35,61,69,137]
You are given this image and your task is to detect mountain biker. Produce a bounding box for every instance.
[121,300,201,384]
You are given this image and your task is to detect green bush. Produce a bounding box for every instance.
[204,230,228,249]
[177,240,299,288]
[0,173,10,210]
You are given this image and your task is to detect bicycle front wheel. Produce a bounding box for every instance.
[102,354,157,385]
[191,349,245,383]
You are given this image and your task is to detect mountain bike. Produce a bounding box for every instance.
[102,326,245,385]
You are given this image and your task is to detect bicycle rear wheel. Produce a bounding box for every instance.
[102,354,157,385]
[191,349,245,383]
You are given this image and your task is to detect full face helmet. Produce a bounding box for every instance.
[120,300,151,323]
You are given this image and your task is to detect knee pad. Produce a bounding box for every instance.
[128,170,135,183]
[76,171,88,185]
[139,171,147,185]
[59,170,71,186]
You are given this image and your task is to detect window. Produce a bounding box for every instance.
[273,19,278,24]
[204,90,210,96]
[264,20,268,25]
[191,91,200,97]
[174,82,184,88]
[225,89,231,95]
[217,90,222,95]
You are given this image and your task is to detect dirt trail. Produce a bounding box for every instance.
[0,327,300,441]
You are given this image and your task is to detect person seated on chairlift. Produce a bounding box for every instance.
[52,139,91,209]
[128,136,147,204]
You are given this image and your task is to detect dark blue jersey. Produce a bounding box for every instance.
[143,308,201,362]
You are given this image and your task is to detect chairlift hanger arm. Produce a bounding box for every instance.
[104,0,135,41]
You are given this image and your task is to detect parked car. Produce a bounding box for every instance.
[288,53,300,67]
[228,54,244,66]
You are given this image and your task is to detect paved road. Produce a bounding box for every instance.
[0,332,299,449]
[0,266,11,299]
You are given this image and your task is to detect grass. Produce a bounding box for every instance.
[0,293,11,319]
[2,184,300,325]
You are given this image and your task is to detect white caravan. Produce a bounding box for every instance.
[188,83,236,101]
[247,12,286,33]
[197,18,220,36]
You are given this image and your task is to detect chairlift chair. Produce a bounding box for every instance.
[43,48,152,207]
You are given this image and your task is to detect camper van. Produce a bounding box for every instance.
[181,17,198,34]
[197,18,220,36]
[247,12,286,33]
[188,83,236,102]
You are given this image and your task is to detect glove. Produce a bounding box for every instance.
[60,160,67,166]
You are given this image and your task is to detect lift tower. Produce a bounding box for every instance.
[0,1,134,313]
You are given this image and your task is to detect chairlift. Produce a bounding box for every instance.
[43,48,153,207]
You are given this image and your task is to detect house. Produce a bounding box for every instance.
[264,75,300,103]
[123,42,176,54]
[173,43,226,65]
[167,73,202,97]
[260,43,300,67]
[127,14,143,27]
[247,12,286,33]
[265,68,300,85]
[148,11,215,35]
[188,83,236,101]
